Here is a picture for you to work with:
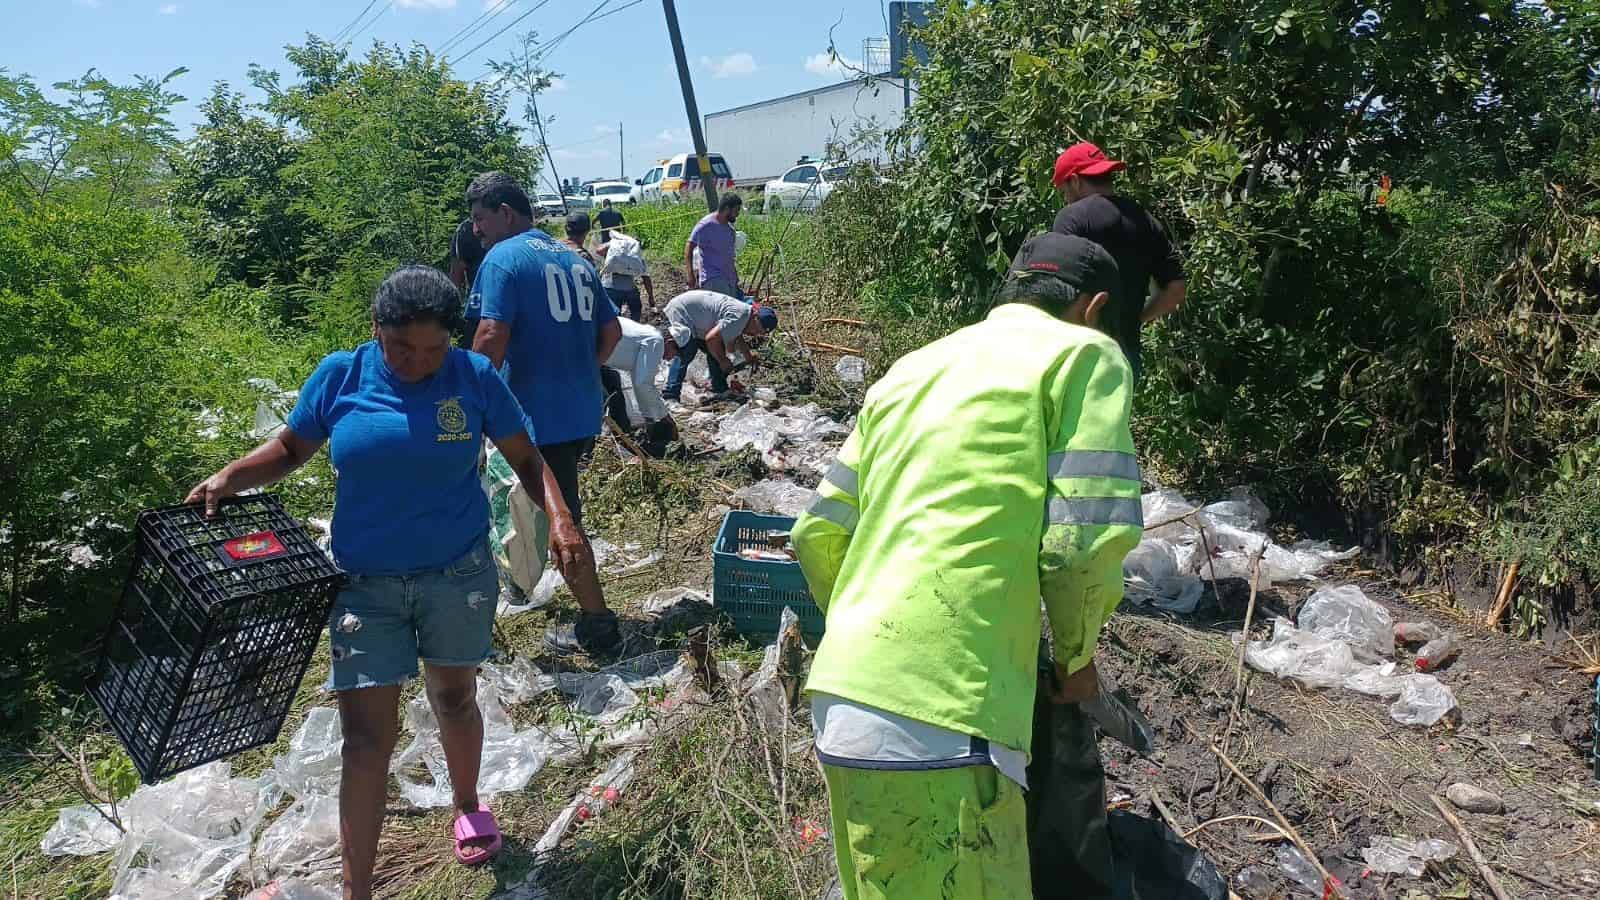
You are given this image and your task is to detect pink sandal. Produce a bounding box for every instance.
[452,805,504,866]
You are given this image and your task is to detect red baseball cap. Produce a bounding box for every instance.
[1052,142,1127,187]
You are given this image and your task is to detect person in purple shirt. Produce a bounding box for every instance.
[685,193,743,298]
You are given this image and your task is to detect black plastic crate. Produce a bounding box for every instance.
[90,495,342,783]
[712,511,825,641]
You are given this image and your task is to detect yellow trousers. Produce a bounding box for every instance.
[822,763,1033,900]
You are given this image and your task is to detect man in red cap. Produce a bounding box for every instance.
[1051,142,1185,382]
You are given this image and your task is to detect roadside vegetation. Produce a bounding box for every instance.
[4,3,1600,897]
[816,0,1600,635]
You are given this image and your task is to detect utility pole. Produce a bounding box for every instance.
[618,121,624,180]
[660,0,718,211]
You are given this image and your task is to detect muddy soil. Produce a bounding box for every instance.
[1096,574,1600,899]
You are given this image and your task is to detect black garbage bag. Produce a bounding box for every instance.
[1105,810,1228,900]
[1028,678,1226,900]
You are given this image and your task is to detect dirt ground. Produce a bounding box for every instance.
[1095,572,1600,899]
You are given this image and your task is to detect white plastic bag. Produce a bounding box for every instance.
[834,355,867,384]
[1388,674,1457,727]
[600,233,647,278]
[1243,618,1364,689]
[1297,585,1395,661]
[40,804,123,856]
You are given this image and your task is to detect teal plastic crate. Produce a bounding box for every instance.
[712,511,825,640]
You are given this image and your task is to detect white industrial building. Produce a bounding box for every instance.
[704,77,908,183]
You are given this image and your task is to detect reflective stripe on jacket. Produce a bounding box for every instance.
[793,302,1142,754]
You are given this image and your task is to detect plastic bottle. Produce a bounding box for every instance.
[1394,621,1442,644]
[1414,634,1459,672]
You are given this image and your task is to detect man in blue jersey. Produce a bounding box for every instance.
[467,171,625,657]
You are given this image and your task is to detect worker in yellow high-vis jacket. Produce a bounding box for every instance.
[792,233,1143,900]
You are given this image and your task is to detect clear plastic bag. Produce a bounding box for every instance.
[39,804,123,856]
[732,479,816,517]
[1388,674,1458,727]
[1297,585,1395,660]
[1360,835,1457,876]
[249,794,340,890]
[266,706,342,800]
[1244,618,1364,689]
[110,762,279,899]
[834,355,867,383]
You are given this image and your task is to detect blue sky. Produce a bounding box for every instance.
[2,0,893,186]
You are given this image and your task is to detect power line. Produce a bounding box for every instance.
[441,0,532,58]
[332,0,382,43]
[342,1,394,48]
[451,0,581,66]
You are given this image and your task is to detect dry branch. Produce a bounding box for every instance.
[1485,560,1521,628]
[1430,795,1511,900]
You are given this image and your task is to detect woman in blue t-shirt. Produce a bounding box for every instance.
[187,266,586,896]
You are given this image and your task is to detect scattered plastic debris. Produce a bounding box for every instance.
[1360,835,1457,876]
[1136,488,1357,588]
[108,761,279,899]
[1273,845,1324,896]
[1394,621,1442,644]
[266,706,342,800]
[1123,538,1206,614]
[715,402,849,473]
[249,794,340,892]
[1298,585,1395,661]
[535,751,639,854]
[1389,674,1458,727]
[640,586,711,619]
[834,355,867,383]
[1414,634,1460,672]
[246,378,298,440]
[732,479,816,517]
[40,805,123,856]
[1243,617,1459,726]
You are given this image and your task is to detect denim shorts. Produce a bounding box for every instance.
[324,537,499,692]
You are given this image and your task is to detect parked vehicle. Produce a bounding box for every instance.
[534,192,566,217]
[564,191,592,211]
[631,163,664,204]
[764,159,850,212]
[636,152,736,204]
[585,180,634,207]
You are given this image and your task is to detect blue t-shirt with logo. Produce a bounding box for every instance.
[285,341,531,576]
[472,228,618,446]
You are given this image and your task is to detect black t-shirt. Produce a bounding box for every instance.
[595,207,624,237]
[1052,194,1182,375]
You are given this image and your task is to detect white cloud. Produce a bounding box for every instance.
[593,124,618,135]
[396,0,457,8]
[546,77,568,93]
[74,0,101,8]
[655,128,687,145]
[159,3,178,13]
[699,52,758,79]
[484,0,508,8]
[804,50,862,81]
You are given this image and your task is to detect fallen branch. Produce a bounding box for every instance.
[1493,861,1580,896]
[1182,814,1292,844]
[803,340,862,356]
[817,317,866,327]
[1219,547,1267,758]
[1430,795,1511,900]
[1194,730,1346,900]
[1485,560,1521,629]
